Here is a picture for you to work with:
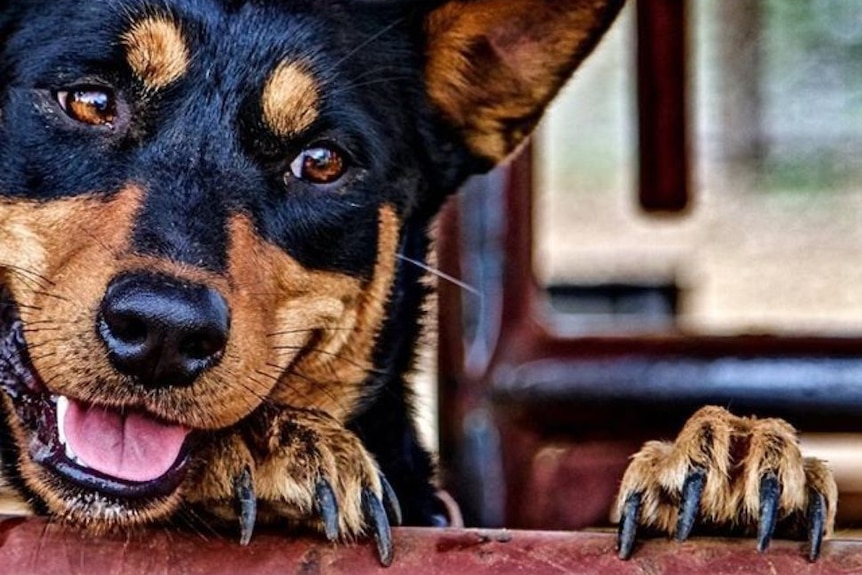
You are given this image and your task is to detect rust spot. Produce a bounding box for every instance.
[298,548,322,575]
[435,531,495,554]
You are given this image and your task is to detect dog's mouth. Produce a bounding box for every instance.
[0,291,193,501]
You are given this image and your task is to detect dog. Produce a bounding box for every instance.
[0,0,837,566]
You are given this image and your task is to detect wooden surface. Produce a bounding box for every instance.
[2,517,862,575]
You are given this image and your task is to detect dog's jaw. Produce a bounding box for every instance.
[0,286,197,526]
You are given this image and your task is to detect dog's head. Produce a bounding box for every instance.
[0,0,623,528]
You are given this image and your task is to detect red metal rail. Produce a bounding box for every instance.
[2,518,861,575]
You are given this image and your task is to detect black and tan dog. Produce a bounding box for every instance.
[0,0,837,565]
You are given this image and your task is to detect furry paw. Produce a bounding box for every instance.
[188,406,401,565]
[613,406,837,561]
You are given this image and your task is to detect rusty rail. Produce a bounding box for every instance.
[2,518,861,574]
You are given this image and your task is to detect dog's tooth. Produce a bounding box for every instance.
[55,396,83,464]
[56,395,69,447]
[54,396,88,467]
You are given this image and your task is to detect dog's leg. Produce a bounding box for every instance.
[613,406,837,560]
[187,405,401,565]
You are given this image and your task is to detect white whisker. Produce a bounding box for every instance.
[395,254,480,297]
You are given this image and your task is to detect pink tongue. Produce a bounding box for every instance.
[62,400,190,483]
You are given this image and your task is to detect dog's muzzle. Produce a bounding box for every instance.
[0,285,195,499]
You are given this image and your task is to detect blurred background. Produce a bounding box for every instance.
[432,0,862,534]
[537,0,862,335]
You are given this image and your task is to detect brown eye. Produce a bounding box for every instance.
[56,88,117,127]
[289,146,347,185]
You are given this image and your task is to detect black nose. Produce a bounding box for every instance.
[98,273,230,388]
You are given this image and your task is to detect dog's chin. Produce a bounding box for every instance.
[0,291,196,527]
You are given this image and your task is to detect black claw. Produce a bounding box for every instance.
[616,491,642,560]
[314,479,341,541]
[676,467,706,541]
[379,474,403,527]
[807,489,826,562]
[362,487,394,567]
[234,465,257,546]
[757,473,781,553]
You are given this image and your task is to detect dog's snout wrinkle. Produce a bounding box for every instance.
[98,272,230,388]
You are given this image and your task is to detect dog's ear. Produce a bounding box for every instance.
[424,0,625,164]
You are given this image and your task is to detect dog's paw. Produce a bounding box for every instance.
[188,407,401,565]
[612,406,837,561]
[249,407,402,564]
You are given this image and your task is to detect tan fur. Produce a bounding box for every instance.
[261,61,320,137]
[188,406,382,538]
[425,0,625,161]
[123,16,190,89]
[0,189,141,404]
[267,205,401,421]
[613,406,838,538]
[185,432,256,523]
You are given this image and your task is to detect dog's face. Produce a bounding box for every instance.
[0,0,622,529]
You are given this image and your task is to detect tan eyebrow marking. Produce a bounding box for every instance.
[261,61,320,137]
[123,16,190,89]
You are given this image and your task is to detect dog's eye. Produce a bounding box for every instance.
[55,88,117,127]
[288,145,347,185]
